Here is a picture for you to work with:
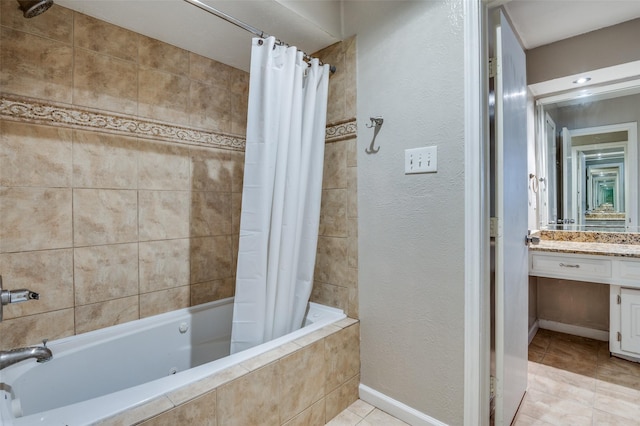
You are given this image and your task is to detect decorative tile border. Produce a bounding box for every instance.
[0,94,246,151]
[326,118,357,143]
[1,94,357,150]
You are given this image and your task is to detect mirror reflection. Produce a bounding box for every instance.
[536,83,640,232]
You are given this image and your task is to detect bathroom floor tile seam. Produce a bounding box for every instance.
[515,329,640,425]
[327,399,409,426]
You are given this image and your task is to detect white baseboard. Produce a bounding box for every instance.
[528,320,539,345]
[359,384,448,426]
[538,319,609,341]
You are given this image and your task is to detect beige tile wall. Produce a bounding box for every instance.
[312,37,359,319]
[0,2,246,348]
[0,2,359,352]
[0,3,360,423]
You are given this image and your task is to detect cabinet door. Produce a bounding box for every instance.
[621,288,640,355]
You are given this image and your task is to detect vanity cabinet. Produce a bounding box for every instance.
[529,251,640,361]
[612,286,640,359]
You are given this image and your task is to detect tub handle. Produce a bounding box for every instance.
[0,275,41,322]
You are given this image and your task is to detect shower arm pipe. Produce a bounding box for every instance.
[182,0,336,73]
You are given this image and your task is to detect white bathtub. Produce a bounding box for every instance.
[0,297,345,425]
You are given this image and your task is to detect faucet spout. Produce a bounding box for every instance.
[0,342,52,370]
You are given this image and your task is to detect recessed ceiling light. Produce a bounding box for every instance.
[573,77,591,85]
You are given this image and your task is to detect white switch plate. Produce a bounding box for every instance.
[404,146,437,174]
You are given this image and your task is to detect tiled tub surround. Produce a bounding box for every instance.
[0,110,357,347]
[0,299,358,425]
[116,319,360,426]
[0,116,246,345]
[1,7,361,424]
[310,37,359,320]
[0,2,359,348]
[0,1,251,348]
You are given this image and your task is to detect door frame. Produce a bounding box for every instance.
[464,1,490,425]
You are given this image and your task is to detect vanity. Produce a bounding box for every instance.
[529,230,640,362]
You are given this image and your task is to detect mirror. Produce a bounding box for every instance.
[535,82,640,231]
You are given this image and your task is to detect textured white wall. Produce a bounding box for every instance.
[344,1,466,424]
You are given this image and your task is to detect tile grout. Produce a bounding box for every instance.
[518,329,640,425]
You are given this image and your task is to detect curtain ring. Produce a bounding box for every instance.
[258,39,263,46]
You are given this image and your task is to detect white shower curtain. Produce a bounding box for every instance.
[230,37,330,353]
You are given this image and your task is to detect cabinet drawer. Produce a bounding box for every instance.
[619,260,640,282]
[530,253,612,281]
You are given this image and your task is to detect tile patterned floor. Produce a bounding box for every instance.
[328,399,409,425]
[331,329,640,425]
[514,329,640,425]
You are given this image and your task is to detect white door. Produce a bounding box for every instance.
[538,112,557,227]
[494,10,529,425]
[562,127,572,223]
[621,288,640,355]
[576,150,587,225]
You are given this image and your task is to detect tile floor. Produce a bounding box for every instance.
[328,399,409,425]
[514,328,640,425]
[330,328,640,425]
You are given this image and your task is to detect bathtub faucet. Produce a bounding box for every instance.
[0,275,40,322]
[0,340,52,370]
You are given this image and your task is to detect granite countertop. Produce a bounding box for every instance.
[529,230,640,258]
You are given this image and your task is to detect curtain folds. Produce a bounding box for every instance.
[230,37,330,354]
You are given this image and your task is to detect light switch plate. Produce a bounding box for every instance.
[404,146,437,174]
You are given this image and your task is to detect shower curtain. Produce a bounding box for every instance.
[230,37,330,353]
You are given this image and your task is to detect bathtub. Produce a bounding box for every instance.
[0,297,345,425]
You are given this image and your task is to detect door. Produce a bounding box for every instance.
[621,287,640,355]
[562,127,572,223]
[538,112,557,226]
[494,10,529,425]
[576,150,587,225]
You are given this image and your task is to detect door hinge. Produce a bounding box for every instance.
[618,294,622,304]
[618,331,622,342]
[489,57,497,78]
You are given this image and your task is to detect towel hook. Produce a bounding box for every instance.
[366,116,384,128]
[365,116,383,154]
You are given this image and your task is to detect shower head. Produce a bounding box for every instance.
[17,0,54,18]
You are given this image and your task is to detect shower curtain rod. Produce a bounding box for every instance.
[183,0,337,73]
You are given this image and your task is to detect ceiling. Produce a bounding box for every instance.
[502,0,640,50]
[53,1,640,73]
[55,0,343,72]
[500,0,640,97]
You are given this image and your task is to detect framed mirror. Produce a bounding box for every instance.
[535,81,640,232]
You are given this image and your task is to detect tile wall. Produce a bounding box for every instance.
[312,37,359,319]
[0,1,245,348]
[0,2,359,349]
[0,2,360,423]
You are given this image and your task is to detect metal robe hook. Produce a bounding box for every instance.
[366,116,384,128]
[365,116,383,154]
